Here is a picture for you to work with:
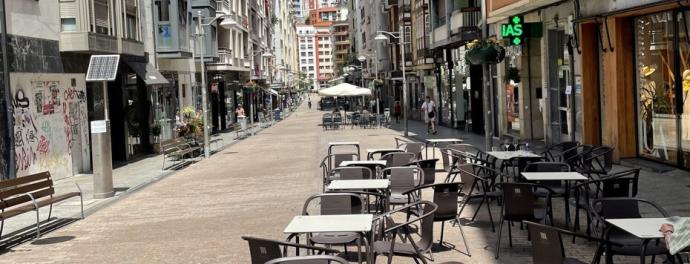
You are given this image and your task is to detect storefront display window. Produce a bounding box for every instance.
[635,10,690,167]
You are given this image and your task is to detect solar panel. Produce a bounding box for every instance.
[86,55,120,81]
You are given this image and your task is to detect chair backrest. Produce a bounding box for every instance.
[417,201,437,251]
[432,183,460,221]
[244,236,286,264]
[0,172,55,210]
[384,166,422,194]
[302,193,364,216]
[526,222,566,264]
[585,146,614,174]
[601,169,639,197]
[524,162,570,173]
[455,163,481,195]
[591,197,669,221]
[381,152,416,167]
[332,166,374,180]
[264,255,349,264]
[499,183,540,220]
[402,142,424,157]
[440,148,452,172]
[408,159,438,185]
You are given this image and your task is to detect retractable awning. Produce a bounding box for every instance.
[126,61,170,85]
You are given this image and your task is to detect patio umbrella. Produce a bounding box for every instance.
[318,83,372,97]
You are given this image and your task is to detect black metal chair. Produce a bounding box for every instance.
[407,159,439,185]
[263,255,350,264]
[563,144,594,172]
[591,197,673,264]
[322,113,333,130]
[301,193,365,255]
[380,152,416,168]
[371,201,438,263]
[524,162,570,225]
[581,145,614,178]
[541,141,580,162]
[523,221,622,264]
[242,236,340,264]
[571,168,640,238]
[403,183,471,256]
[382,166,424,207]
[495,182,555,259]
[448,163,501,232]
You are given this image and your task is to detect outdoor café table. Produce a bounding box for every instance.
[487,150,543,172]
[425,138,464,159]
[327,179,391,211]
[328,141,361,157]
[521,172,588,228]
[341,160,387,177]
[284,214,374,264]
[605,217,688,264]
[366,148,403,160]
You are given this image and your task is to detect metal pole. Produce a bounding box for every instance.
[375,51,380,127]
[103,81,109,120]
[400,25,408,136]
[198,11,210,158]
[480,0,492,149]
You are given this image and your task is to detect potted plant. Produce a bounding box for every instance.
[465,39,506,65]
[373,79,384,86]
[151,122,162,153]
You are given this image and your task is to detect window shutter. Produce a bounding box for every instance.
[60,1,77,18]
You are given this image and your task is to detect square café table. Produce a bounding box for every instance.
[605,217,688,264]
[521,171,588,228]
[284,214,374,264]
[425,138,463,159]
[327,179,390,190]
[487,150,543,173]
[340,160,387,176]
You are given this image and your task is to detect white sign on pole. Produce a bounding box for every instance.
[91,120,107,133]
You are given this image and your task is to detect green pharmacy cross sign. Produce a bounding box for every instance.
[502,16,524,45]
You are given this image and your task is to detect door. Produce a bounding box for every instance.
[548,30,572,145]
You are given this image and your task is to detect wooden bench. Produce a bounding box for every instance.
[0,171,83,239]
[160,137,201,169]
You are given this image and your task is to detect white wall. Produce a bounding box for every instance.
[10,73,90,180]
[6,0,60,40]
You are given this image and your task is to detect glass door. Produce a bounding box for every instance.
[679,11,690,167]
[636,11,679,165]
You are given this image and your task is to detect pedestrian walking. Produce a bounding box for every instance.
[421,96,437,134]
[394,101,401,124]
[308,100,312,109]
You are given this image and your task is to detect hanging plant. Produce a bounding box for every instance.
[465,39,506,65]
[373,79,384,86]
[243,80,258,93]
[505,67,521,83]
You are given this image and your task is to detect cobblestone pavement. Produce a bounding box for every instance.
[0,95,688,263]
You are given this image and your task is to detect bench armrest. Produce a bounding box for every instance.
[74,181,83,195]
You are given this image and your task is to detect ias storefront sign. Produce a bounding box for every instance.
[501,16,524,45]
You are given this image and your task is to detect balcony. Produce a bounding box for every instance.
[60,32,145,57]
[450,7,481,35]
[216,0,230,14]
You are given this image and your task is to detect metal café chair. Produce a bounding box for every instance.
[371,201,438,263]
[320,153,360,191]
[382,166,424,208]
[331,166,374,180]
[449,163,501,232]
[571,168,640,238]
[407,159,439,185]
[242,236,340,264]
[495,182,555,259]
[403,183,471,256]
[581,145,615,178]
[263,255,349,264]
[523,221,622,264]
[591,197,673,264]
[380,152,416,168]
[301,193,366,256]
[322,113,333,130]
[540,141,580,162]
[524,162,570,225]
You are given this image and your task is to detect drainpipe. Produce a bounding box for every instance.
[481,0,493,149]
[0,0,14,179]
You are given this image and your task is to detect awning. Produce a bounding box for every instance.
[267,88,279,96]
[126,61,169,85]
[318,83,371,97]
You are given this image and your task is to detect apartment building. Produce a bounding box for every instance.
[315,27,334,87]
[297,25,317,90]
[273,0,300,101]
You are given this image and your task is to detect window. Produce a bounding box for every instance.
[95,0,111,34]
[308,59,314,63]
[319,58,324,62]
[309,66,314,70]
[308,52,313,56]
[125,14,137,40]
[61,18,77,32]
[301,52,306,56]
[319,51,324,55]
[302,67,307,71]
[319,44,324,48]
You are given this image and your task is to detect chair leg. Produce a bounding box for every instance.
[495,215,504,259]
[471,197,485,221]
[486,197,496,232]
[456,217,471,256]
[440,221,445,244]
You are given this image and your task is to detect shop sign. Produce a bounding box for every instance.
[501,16,524,45]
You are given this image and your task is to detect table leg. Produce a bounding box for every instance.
[641,239,650,264]
[357,232,363,264]
[564,182,571,229]
[425,142,429,159]
[432,143,437,159]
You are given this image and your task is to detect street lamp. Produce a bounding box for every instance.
[376,25,409,136]
[357,55,366,88]
[196,11,236,158]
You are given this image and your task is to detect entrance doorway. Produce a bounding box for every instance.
[547,29,573,145]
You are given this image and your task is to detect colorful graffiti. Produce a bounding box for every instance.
[11,74,89,179]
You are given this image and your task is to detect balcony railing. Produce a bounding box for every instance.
[216,48,233,65]
[452,7,481,34]
[216,0,230,14]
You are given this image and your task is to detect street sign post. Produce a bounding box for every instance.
[86,55,120,199]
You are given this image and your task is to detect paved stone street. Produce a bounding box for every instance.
[0,95,688,263]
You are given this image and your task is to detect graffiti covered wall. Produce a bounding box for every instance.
[10,73,90,180]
